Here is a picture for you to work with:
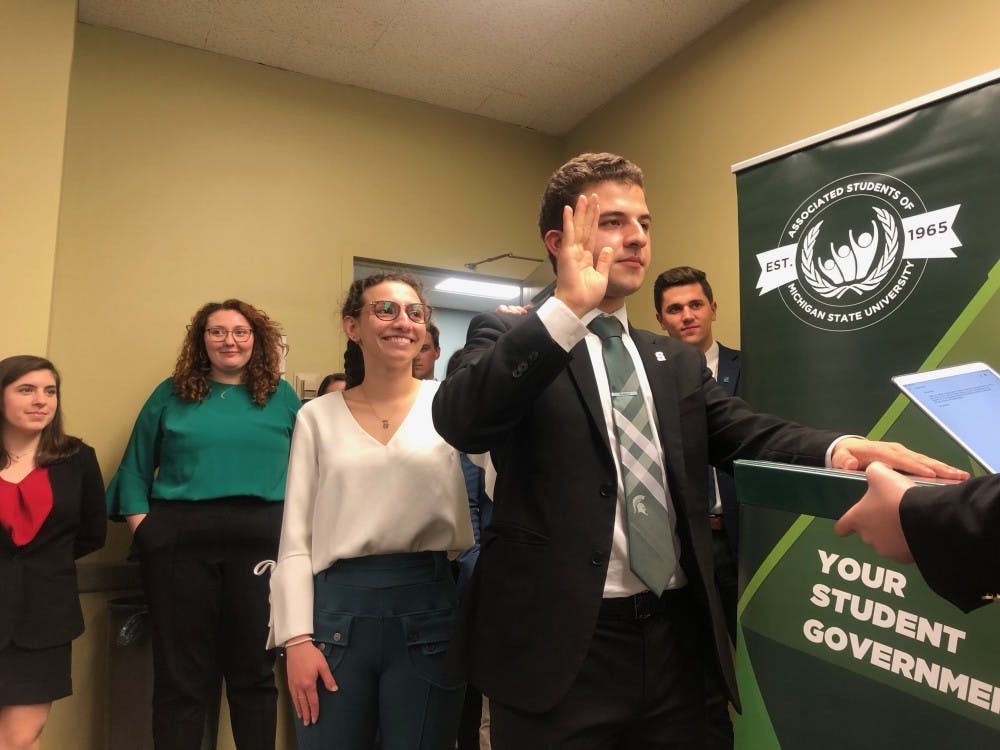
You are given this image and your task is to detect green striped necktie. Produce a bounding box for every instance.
[588,315,676,595]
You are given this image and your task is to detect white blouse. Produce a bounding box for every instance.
[267,379,473,647]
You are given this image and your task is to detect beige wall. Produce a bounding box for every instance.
[566,0,1000,344]
[0,0,76,355]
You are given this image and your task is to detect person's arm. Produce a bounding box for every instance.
[73,445,108,558]
[434,194,610,453]
[106,381,169,522]
[454,455,486,592]
[899,472,1000,611]
[696,356,841,472]
[836,465,1000,610]
[268,409,336,724]
[433,308,577,455]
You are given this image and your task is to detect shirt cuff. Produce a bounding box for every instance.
[825,435,864,467]
[537,297,590,353]
[266,554,315,649]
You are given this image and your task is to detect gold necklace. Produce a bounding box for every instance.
[358,386,392,430]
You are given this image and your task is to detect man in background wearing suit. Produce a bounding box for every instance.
[433,152,967,749]
[654,265,740,637]
[654,265,739,748]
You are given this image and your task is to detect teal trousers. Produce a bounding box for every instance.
[296,552,465,750]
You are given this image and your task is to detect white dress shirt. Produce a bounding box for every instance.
[537,297,687,598]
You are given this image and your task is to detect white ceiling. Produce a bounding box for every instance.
[78,0,749,136]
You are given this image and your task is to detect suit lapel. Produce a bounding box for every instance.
[716,344,740,396]
[566,339,613,458]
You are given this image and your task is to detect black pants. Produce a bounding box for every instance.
[706,528,737,749]
[136,498,283,750]
[490,588,707,750]
[457,684,484,750]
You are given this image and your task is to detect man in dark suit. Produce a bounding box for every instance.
[653,265,740,639]
[653,265,740,748]
[836,463,999,612]
[432,152,966,749]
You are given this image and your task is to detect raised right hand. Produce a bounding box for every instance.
[553,193,613,318]
[285,639,338,726]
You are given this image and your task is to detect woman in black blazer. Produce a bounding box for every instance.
[0,355,106,750]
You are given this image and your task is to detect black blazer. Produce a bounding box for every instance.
[433,311,838,713]
[715,343,742,554]
[900,473,1000,612]
[0,444,106,649]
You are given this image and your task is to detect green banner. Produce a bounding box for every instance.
[734,76,1000,748]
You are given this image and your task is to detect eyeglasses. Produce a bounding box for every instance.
[363,300,433,324]
[205,327,253,342]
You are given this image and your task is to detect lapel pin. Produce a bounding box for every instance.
[655,351,666,362]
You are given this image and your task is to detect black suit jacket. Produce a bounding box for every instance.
[0,444,106,649]
[432,311,838,713]
[715,343,742,554]
[900,473,1000,612]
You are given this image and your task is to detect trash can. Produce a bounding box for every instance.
[107,595,219,750]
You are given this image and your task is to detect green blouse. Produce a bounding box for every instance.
[107,378,301,518]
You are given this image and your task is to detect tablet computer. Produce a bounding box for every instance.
[892,362,1000,473]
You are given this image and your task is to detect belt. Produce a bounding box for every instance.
[598,588,685,621]
[709,513,724,531]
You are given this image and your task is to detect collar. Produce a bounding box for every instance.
[582,304,629,332]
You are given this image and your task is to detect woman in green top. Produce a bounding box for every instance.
[108,299,300,750]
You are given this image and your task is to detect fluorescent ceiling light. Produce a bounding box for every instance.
[435,277,521,300]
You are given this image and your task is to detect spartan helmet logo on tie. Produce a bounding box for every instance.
[632,495,648,516]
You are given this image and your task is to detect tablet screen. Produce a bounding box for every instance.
[893,363,1000,473]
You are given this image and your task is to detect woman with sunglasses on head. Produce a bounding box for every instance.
[107,300,300,750]
[0,355,105,750]
[268,272,473,750]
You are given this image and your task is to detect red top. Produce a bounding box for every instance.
[0,467,53,546]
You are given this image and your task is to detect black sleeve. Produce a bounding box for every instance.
[900,474,1000,612]
[74,445,108,559]
[432,311,573,454]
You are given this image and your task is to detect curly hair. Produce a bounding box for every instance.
[172,299,285,406]
[0,355,82,469]
[341,271,427,389]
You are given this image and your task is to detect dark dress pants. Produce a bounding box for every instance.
[706,528,737,750]
[136,499,283,750]
[295,552,465,750]
[490,587,707,750]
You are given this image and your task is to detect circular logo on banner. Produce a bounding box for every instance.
[776,174,927,331]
